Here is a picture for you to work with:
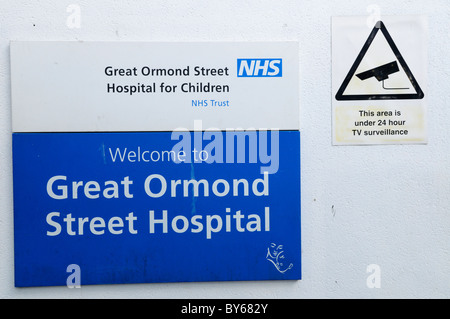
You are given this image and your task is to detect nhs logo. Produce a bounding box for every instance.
[237,59,282,77]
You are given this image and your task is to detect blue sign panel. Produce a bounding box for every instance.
[13,131,300,286]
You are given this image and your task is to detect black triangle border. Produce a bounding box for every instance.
[335,21,424,101]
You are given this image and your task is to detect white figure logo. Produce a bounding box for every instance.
[266,243,293,273]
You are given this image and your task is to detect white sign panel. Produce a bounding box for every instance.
[11,41,299,133]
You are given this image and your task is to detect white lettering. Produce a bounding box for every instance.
[45,212,138,236]
[144,174,167,198]
[47,175,68,199]
[148,207,270,239]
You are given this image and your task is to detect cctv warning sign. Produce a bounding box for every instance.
[332,16,427,145]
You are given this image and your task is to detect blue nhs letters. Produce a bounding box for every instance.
[237,59,282,77]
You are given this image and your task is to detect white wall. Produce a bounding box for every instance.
[1,0,449,298]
